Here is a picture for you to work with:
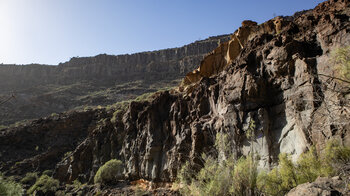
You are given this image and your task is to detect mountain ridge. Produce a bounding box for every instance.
[0,34,230,125]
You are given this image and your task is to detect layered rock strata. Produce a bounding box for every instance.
[0,35,230,92]
[0,35,230,125]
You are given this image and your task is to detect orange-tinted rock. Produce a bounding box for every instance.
[181,22,260,86]
[242,20,258,27]
[183,17,293,86]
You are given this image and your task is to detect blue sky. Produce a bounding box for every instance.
[0,0,324,65]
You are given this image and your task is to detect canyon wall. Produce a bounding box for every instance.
[54,0,350,183]
[0,35,230,125]
[0,1,349,195]
[0,35,230,92]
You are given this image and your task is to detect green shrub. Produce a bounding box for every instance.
[230,155,258,196]
[177,155,258,196]
[257,140,350,196]
[176,162,195,186]
[55,190,66,196]
[42,170,53,176]
[50,113,59,117]
[94,159,124,185]
[332,46,350,83]
[323,139,350,175]
[258,153,310,196]
[20,172,38,185]
[177,136,350,196]
[0,174,23,196]
[176,133,258,196]
[109,101,130,123]
[295,146,331,183]
[195,155,233,196]
[70,179,84,193]
[27,174,60,195]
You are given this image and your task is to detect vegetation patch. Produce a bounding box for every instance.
[176,134,350,196]
[258,140,350,195]
[109,86,174,123]
[0,173,23,196]
[176,133,259,196]
[332,46,350,83]
[27,174,60,195]
[20,172,38,185]
[94,159,124,185]
[42,169,54,176]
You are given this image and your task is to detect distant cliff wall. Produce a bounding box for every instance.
[0,35,230,92]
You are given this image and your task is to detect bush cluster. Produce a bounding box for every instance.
[176,133,259,196]
[27,174,60,195]
[0,174,23,196]
[20,172,38,185]
[332,46,350,83]
[258,141,350,195]
[176,134,350,196]
[94,159,124,185]
[177,154,258,196]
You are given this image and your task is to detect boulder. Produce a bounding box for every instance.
[286,177,349,196]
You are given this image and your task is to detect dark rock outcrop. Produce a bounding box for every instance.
[0,109,109,176]
[0,1,349,194]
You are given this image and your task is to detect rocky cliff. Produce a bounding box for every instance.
[0,35,229,91]
[54,0,350,182]
[0,35,229,125]
[0,0,350,195]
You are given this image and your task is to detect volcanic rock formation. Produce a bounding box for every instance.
[54,0,350,183]
[182,17,290,85]
[0,0,350,195]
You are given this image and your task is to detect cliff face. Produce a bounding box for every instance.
[0,35,229,91]
[55,0,350,183]
[0,0,349,194]
[0,35,229,125]
[183,18,287,85]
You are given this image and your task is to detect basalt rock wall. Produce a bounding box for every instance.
[0,35,230,92]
